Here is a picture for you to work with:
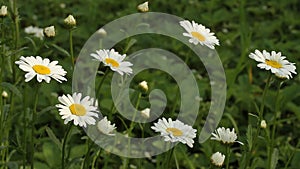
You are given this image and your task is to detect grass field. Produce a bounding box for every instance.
[0,0,300,168]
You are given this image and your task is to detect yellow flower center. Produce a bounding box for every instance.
[265,59,282,68]
[69,104,86,116]
[32,65,51,75]
[166,127,183,136]
[105,58,119,67]
[191,31,206,42]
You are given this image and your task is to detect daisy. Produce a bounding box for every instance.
[56,93,99,127]
[249,50,297,79]
[91,49,133,75]
[179,20,219,49]
[211,152,225,167]
[15,56,67,83]
[97,116,116,136]
[211,127,243,145]
[151,118,197,148]
[24,26,44,40]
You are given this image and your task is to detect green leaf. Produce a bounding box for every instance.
[246,125,253,151]
[1,82,22,99]
[42,142,61,168]
[51,44,71,57]
[45,127,62,151]
[270,148,279,169]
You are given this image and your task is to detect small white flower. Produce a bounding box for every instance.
[211,127,243,145]
[179,20,219,49]
[151,118,197,148]
[97,116,116,136]
[0,5,7,17]
[64,14,76,27]
[2,91,8,98]
[56,93,99,127]
[139,80,148,92]
[137,1,149,12]
[249,50,297,79]
[260,120,267,129]
[60,3,66,9]
[91,49,133,75]
[97,28,107,37]
[211,152,225,167]
[141,108,150,118]
[24,26,44,40]
[15,56,67,83]
[44,26,55,37]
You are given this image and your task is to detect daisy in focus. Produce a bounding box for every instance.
[211,152,225,167]
[151,117,197,148]
[249,49,297,79]
[97,116,116,136]
[56,93,99,127]
[91,49,133,75]
[211,127,243,145]
[179,20,219,49]
[15,56,67,83]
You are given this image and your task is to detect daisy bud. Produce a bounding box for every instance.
[141,108,150,118]
[44,26,55,37]
[211,152,225,167]
[64,15,76,28]
[0,5,7,17]
[137,1,149,12]
[139,80,148,92]
[97,28,107,38]
[2,91,8,98]
[260,120,267,129]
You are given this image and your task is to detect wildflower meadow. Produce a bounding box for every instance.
[0,0,300,169]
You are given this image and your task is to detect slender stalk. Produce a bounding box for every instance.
[69,29,74,68]
[268,81,284,168]
[174,147,179,169]
[30,85,40,169]
[91,149,101,169]
[165,147,174,169]
[81,138,93,169]
[62,123,72,169]
[259,73,272,119]
[225,145,231,169]
[12,0,20,82]
[128,92,142,133]
[96,68,109,99]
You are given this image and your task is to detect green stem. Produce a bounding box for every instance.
[259,73,272,119]
[268,81,284,168]
[165,147,174,169]
[91,149,101,169]
[174,147,179,169]
[69,29,74,68]
[62,123,72,169]
[128,92,142,134]
[12,0,19,82]
[30,85,40,169]
[96,68,109,99]
[81,138,93,169]
[225,145,231,169]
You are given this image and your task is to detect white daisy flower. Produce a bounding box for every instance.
[56,93,99,127]
[97,116,116,136]
[91,49,133,75]
[211,127,243,145]
[211,152,225,167]
[179,20,219,49]
[151,118,197,148]
[24,26,44,40]
[137,1,149,12]
[249,50,297,79]
[15,56,67,83]
[141,108,150,118]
